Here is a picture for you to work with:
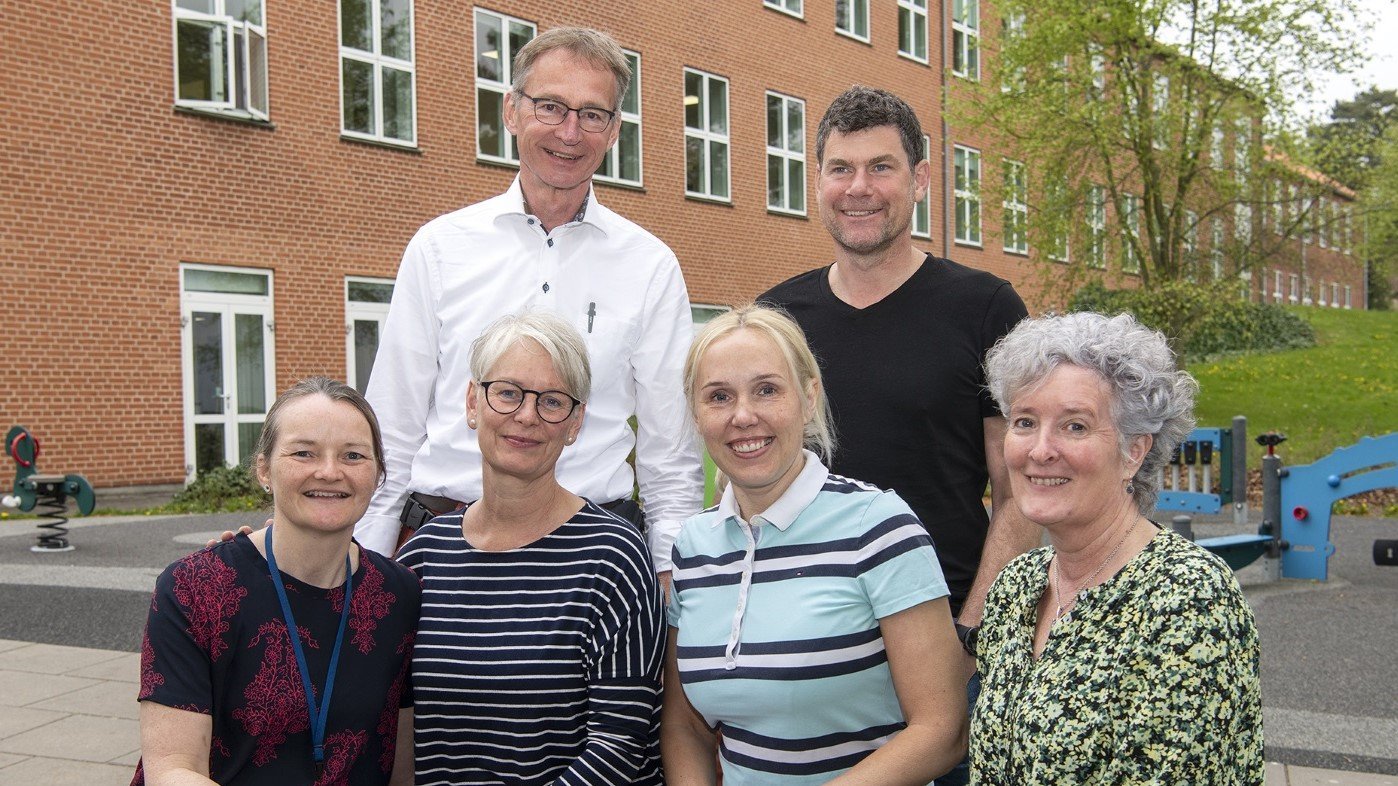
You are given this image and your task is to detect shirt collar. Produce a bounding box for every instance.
[505,177,597,228]
[713,450,828,531]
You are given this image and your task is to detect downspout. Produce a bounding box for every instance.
[940,0,951,259]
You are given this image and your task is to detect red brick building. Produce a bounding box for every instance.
[0,0,1364,493]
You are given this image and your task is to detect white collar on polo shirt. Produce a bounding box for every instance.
[714,450,828,532]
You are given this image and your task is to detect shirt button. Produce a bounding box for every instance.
[527,218,535,225]
[547,238,554,247]
[542,282,550,293]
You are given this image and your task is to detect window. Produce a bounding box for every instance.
[765,0,802,16]
[1318,281,1328,306]
[1211,123,1226,169]
[1271,180,1284,235]
[898,0,929,62]
[1331,282,1341,307]
[1151,73,1169,148]
[173,0,268,119]
[596,50,642,186]
[346,277,394,394]
[1235,119,1251,180]
[1273,269,1284,301]
[180,264,275,480]
[953,145,981,246]
[1002,159,1027,254]
[1303,275,1312,305]
[685,69,730,201]
[913,135,932,239]
[1183,209,1199,275]
[1000,12,1024,92]
[1045,179,1069,262]
[340,0,415,145]
[1087,185,1106,268]
[1087,45,1105,100]
[1345,285,1352,309]
[952,0,979,78]
[1210,216,1225,279]
[1289,274,1299,303]
[766,92,806,215]
[836,0,869,40]
[1319,198,1330,249]
[474,9,535,163]
[1303,197,1315,245]
[1122,194,1141,273]
[1236,202,1252,246]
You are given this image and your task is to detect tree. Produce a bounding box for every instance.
[953,0,1368,294]
[1311,88,1397,191]
[1359,124,1397,308]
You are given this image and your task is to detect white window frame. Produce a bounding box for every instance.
[179,263,276,482]
[474,8,535,165]
[1002,159,1027,254]
[1210,216,1225,279]
[1236,202,1253,246]
[1319,198,1330,249]
[836,0,870,41]
[952,0,980,79]
[1289,274,1299,303]
[345,276,394,394]
[764,0,803,18]
[1087,185,1106,269]
[1273,269,1284,301]
[1000,12,1024,93]
[1331,282,1341,308]
[1272,180,1284,235]
[1151,73,1169,149]
[1303,275,1313,305]
[595,50,643,187]
[953,145,982,247]
[1345,285,1352,309]
[1045,179,1069,263]
[1122,194,1141,273]
[913,135,932,239]
[1088,45,1105,100]
[898,0,929,63]
[766,92,807,216]
[1183,209,1199,275]
[1236,119,1251,181]
[1319,280,1328,306]
[338,0,417,146]
[172,0,268,120]
[1211,123,1226,169]
[684,68,731,202]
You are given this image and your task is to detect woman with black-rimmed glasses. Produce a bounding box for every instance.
[397,311,664,785]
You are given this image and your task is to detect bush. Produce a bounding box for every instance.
[1068,280,1315,360]
[169,464,270,513]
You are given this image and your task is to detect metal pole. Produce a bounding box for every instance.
[1232,415,1248,528]
[1261,452,1282,581]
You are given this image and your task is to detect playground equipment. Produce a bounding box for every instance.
[1,426,96,552]
[1157,419,1397,580]
[1276,431,1398,581]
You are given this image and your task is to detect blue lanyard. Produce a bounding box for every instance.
[264,525,354,772]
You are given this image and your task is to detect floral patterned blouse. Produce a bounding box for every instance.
[971,528,1263,785]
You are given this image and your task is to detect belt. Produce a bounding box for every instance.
[409,492,464,516]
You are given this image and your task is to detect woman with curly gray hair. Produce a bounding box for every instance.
[971,312,1262,785]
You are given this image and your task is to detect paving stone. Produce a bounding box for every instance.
[0,713,139,763]
[1287,766,1398,785]
[0,644,125,676]
[1267,761,1290,785]
[31,681,139,720]
[0,756,134,786]
[66,653,140,684]
[0,707,66,740]
[0,669,98,707]
[0,753,26,770]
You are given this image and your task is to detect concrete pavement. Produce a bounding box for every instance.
[1,509,1395,783]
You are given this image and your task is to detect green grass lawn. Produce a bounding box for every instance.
[1189,306,1398,466]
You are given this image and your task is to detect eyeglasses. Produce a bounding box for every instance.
[481,380,581,424]
[517,92,616,133]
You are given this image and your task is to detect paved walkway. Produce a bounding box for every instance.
[0,637,1393,785]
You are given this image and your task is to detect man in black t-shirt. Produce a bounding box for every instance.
[761,87,1037,691]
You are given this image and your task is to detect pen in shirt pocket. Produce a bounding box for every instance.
[587,301,596,333]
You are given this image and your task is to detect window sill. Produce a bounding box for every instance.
[897,51,931,66]
[836,29,872,45]
[953,239,983,249]
[763,3,805,20]
[173,105,275,129]
[685,193,734,206]
[341,133,420,153]
[594,177,646,193]
[767,207,808,220]
[476,155,523,172]
[1003,248,1029,258]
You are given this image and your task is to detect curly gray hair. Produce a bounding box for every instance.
[984,312,1198,513]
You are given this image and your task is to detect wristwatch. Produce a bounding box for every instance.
[954,623,981,658]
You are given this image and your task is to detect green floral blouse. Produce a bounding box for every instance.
[971,528,1263,786]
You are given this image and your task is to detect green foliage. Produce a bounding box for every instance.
[167,464,270,513]
[1069,280,1315,359]
[1310,88,1396,192]
[1361,124,1398,310]
[1190,306,1398,464]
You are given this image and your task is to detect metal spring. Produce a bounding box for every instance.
[31,495,73,552]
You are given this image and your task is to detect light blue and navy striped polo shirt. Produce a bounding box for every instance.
[668,451,948,784]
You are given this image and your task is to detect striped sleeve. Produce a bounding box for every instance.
[557,519,665,785]
[855,491,949,618]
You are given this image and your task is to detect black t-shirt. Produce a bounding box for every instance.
[134,534,421,786]
[761,254,1028,612]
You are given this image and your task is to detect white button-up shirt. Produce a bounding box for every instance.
[356,178,704,570]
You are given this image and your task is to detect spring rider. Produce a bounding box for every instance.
[1,426,96,552]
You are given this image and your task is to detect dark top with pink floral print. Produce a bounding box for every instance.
[132,533,420,786]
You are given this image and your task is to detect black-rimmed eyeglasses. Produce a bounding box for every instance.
[481,380,581,423]
[517,92,616,133]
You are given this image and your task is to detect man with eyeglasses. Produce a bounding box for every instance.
[357,27,702,584]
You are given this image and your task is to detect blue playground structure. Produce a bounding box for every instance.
[1157,419,1397,580]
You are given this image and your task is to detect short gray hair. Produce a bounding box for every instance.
[511,27,631,109]
[470,312,591,403]
[984,312,1197,513]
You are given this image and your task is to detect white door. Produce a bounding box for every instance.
[181,264,276,480]
[345,277,394,394]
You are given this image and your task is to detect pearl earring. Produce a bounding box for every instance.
[468,418,477,428]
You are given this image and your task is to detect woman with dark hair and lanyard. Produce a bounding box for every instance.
[134,377,420,785]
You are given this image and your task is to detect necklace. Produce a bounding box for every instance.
[1052,517,1139,623]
